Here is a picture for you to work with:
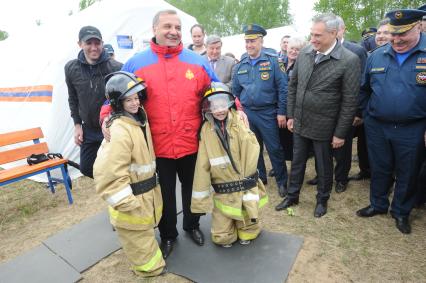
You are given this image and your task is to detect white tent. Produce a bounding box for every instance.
[221,25,300,60]
[0,0,197,179]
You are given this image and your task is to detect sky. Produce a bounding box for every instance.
[0,0,317,37]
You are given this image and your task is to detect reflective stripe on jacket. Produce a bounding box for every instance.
[191,110,268,221]
[94,115,162,230]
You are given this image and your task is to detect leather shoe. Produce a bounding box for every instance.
[278,184,288,197]
[314,202,327,218]
[335,182,348,193]
[160,239,175,259]
[356,205,387,217]
[348,172,370,181]
[306,176,318,186]
[268,169,276,177]
[275,197,299,211]
[391,215,411,234]
[187,228,205,246]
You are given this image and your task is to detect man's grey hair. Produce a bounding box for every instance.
[206,35,222,46]
[336,16,345,30]
[377,18,390,28]
[313,13,340,32]
[152,9,177,27]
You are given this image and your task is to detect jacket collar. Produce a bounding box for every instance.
[241,50,271,64]
[150,37,183,56]
[304,40,343,60]
[77,49,109,65]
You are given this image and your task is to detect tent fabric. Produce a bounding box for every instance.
[0,0,197,180]
[0,0,298,181]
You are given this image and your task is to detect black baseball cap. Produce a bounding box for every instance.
[79,26,102,42]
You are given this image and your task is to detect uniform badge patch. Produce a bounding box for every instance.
[417,58,426,64]
[185,69,194,80]
[260,72,270,80]
[416,72,426,85]
[259,62,270,67]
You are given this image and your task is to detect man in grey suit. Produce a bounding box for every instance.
[275,13,361,217]
[204,35,236,87]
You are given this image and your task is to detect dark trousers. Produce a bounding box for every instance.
[80,124,104,178]
[279,127,293,161]
[364,115,425,217]
[416,158,426,205]
[245,108,288,187]
[157,153,200,241]
[354,124,370,174]
[288,133,333,203]
[333,127,355,184]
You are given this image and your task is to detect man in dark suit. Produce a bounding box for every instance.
[275,13,361,217]
[306,16,368,191]
[204,35,236,88]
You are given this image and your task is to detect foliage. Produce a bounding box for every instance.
[314,0,425,41]
[79,0,100,11]
[166,0,292,36]
[0,30,8,41]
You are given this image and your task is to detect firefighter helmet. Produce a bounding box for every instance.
[105,71,146,111]
[201,82,235,114]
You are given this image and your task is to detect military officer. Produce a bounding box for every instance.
[357,8,426,234]
[232,24,288,197]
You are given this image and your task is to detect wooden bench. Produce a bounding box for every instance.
[0,127,73,204]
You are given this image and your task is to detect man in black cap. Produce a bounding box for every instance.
[65,26,122,178]
[103,44,116,59]
[360,27,377,52]
[357,8,426,234]
[232,24,289,198]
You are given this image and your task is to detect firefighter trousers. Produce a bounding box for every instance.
[115,226,165,277]
[211,206,261,245]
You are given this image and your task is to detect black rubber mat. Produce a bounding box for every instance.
[166,214,303,283]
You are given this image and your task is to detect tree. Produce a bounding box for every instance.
[0,30,8,41]
[79,0,100,11]
[314,0,425,41]
[166,0,292,36]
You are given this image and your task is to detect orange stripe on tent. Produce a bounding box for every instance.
[0,85,53,93]
[0,96,52,102]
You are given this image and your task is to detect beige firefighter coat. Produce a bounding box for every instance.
[94,115,162,231]
[191,109,268,222]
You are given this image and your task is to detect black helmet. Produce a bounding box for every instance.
[201,82,235,114]
[105,71,146,112]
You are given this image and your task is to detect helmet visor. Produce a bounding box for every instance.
[202,92,234,114]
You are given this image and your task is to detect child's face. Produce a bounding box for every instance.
[210,98,229,120]
[122,92,140,114]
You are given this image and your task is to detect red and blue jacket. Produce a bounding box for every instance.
[101,39,218,159]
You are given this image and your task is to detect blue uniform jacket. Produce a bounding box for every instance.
[360,34,426,122]
[232,51,288,115]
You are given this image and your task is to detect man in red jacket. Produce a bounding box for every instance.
[101,10,219,259]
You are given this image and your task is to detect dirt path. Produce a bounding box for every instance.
[1,159,425,282]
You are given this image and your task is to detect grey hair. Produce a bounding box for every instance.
[287,37,307,50]
[312,13,340,32]
[377,18,390,28]
[206,35,222,46]
[152,9,177,27]
[336,16,345,30]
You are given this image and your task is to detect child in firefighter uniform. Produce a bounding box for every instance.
[191,82,268,247]
[93,71,165,277]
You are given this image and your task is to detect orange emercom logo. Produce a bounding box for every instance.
[186,69,194,80]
